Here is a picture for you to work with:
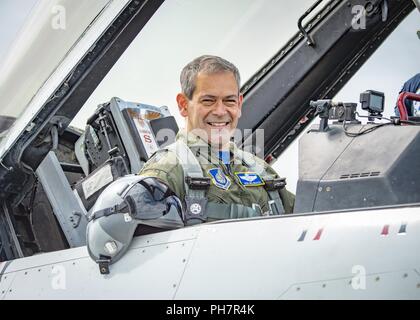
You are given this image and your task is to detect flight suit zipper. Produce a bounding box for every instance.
[221,161,248,192]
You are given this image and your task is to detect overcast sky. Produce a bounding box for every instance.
[0,0,419,192]
[0,0,38,62]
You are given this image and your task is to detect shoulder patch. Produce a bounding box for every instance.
[208,168,231,190]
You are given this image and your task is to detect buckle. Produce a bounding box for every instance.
[264,178,286,191]
[268,200,278,215]
[185,176,211,190]
[252,203,263,215]
[96,255,111,274]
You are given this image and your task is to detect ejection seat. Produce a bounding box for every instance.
[73,97,179,236]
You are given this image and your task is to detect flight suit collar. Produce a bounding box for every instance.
[176,129,238,163]
[176,129,209,148]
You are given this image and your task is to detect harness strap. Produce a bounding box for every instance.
[206,202,260,220]
[166,141,209,224]
[89,202,128,221]
[165,140,285,222]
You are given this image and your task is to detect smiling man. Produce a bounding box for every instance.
[177,61,242,149]
[139,55,294,224]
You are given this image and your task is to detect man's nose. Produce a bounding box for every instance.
[212,99,227,116]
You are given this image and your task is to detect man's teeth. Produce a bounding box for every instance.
[208,122,229,127]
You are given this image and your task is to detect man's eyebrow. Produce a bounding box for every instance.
[223,95,239,99]
[199,94,217,99]
[199,94,238,99]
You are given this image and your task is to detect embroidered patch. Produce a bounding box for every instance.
[208,168,231,190]
[235,172,265,186]
[190,203,202,215]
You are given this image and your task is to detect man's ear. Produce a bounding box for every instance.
[237,94,243,118]
[176,93,189,118]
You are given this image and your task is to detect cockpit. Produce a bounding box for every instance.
[0,0,418,263]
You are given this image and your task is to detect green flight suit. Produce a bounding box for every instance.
[139,130,295,218]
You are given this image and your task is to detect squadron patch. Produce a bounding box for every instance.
[235,172,265,187]
[208,168,231,190]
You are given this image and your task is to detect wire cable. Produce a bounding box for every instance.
[343,120,393,137]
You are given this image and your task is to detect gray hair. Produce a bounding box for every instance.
[180,55,241,99]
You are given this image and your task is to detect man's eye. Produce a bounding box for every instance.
[202,99,215,105]
[224,99,237,105]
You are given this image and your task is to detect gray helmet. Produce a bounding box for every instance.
[86,174,184,273]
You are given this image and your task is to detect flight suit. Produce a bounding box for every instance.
[139,130,295,221]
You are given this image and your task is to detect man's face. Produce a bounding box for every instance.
[177,71,243,148]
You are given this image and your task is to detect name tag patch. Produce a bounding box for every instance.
[235,172,265,186]
[208,168,231,190]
